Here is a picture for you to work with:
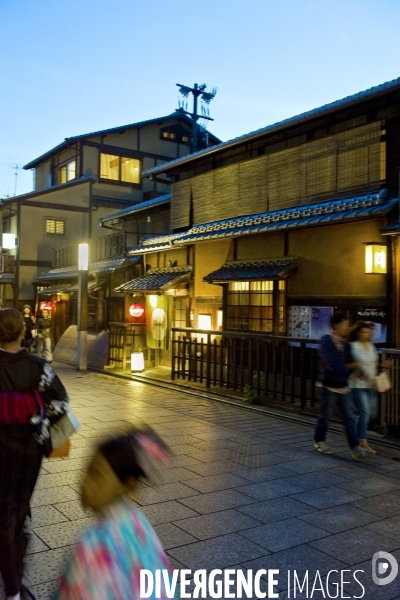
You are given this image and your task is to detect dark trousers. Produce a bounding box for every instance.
[0,426,42,595]
[314,387,359,450]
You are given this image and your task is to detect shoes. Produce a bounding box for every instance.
[314,441,332,455]
[360,440,377,454]
[351,445,369,461]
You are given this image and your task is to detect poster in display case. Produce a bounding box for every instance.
[288,306,333,340]
[356,307,387,343]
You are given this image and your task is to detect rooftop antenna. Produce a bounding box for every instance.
[7,164,23,196]
[176,83,218,153]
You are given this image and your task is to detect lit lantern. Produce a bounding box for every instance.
[364,242,387,274]
[129,303,144,318]
[40,301,52,312]
[131,352,145,372]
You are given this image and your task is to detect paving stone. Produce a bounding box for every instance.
[141,500,200,525]
[131,482,200,505]
[31,486,80,507]
[233,464,294,482]
[154,522,198,549]
[364,515,400,541]
[299,504,381,533]
[235,479,305,500]
[35,470,85,490]
[26,532,50,554]
[337,476,400,497]
[41,457,89,474]
[174,508,262,540]
[148,467,202,486]
[184,459,242,476]
[25,546,74,585]
[242,545,348,592]
[281,456,337,474]
[182,473,251,493]
[350,492,400,518]
[168,533,269,571]
[31,506,69,527]
[229,453,291,468]
[290,486,364,509]
[239,517,329,551]
[237,496,317,523]
[310,526,399,565]
[178,489,256,514]
[34,518,94,549]
[28,579,61,600]
[53,500,92,521]
[281,470,350,490]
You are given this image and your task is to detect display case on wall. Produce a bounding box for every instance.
[288,306,333,340]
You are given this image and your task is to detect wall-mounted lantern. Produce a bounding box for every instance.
[364,242,387,274]
[129,303,144,318]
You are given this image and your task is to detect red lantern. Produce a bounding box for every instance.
[129,303,144,318]
[41,301,52,312]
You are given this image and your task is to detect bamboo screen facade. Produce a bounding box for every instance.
[171,121,386,228]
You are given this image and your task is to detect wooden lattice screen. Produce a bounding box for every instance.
[171,120,386,228]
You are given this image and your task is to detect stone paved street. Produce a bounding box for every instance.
[13,364,400,599]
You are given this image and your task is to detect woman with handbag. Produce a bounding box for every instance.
[350,322,385,455]
[0,309,69,600]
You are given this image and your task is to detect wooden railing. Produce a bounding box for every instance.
[108,322,146,369]
[171,328,320,409]
[172,328,400,430]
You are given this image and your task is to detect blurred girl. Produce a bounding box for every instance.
[55,427,176,600]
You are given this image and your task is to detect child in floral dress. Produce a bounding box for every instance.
[54,427,176,600]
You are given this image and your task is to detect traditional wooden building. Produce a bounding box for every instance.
[0,111,219,340]
[116,76,400,369]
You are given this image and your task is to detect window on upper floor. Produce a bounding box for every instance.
[100,153,140,184]
[59,160,76,184]
[46,219,65,235]
[160,125,191,145]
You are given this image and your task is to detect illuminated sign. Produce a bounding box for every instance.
[129,303,144,318]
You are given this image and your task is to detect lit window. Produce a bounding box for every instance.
[162,131,176,140]
[59,160,76,184]
[100,153,140,184]
[46,219,65,235]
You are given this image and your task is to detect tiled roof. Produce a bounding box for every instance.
[127,232,188,255]
[124,191,396,254]
[99,194,171,225]
[114,266,192,293]
[381,222,400,235]
[204,259,297,284]
[36,285,69,295]
[143,76,400,177]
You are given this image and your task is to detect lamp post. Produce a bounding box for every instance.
[77,243,89,370]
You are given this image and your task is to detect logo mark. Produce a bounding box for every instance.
[372,551,398,586]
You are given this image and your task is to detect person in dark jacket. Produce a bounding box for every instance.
[0,309,68,600]
[36,309,53,362]
[314,313,368,460]
[21,305,35,352]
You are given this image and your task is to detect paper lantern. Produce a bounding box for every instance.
[129,303,144,318]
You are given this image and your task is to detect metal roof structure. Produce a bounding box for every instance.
[126,191,397,254]
[142,76,400,178]
[114,266,192,293]
[203,259,297,284]
[99,194,171,226]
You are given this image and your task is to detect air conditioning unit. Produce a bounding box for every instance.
[0,254,15,273]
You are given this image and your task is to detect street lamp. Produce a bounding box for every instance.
[77,243,89,370]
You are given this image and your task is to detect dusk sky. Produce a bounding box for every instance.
[1,0,400,197]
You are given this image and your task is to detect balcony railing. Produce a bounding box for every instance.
[52,232,126,267]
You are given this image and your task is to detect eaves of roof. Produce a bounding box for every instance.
[23,111,215,170]
[99,194,171,226]
[203,259,297,284]
[0,175,95,206]
[114,266,192,293]
[36,256,140,281]
[142,76,400,178]
[124,191,397,255]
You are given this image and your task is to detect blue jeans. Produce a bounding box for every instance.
[314,387,359,450]
[351,387,378,440]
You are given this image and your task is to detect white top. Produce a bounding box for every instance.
[350,341,378,388]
